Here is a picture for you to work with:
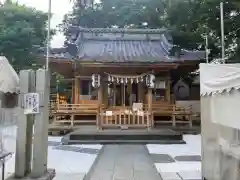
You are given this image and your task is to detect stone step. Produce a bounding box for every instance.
[61,127,184,144]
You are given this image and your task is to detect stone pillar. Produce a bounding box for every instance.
[31,69,50,177]
[15,70,35,177]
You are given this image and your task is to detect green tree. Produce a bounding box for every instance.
[0,0,54,71]
[62,0,240,61]
[62,0,167,30]
[172,0,239,61]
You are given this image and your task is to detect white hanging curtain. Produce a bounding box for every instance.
[0,56,19,93]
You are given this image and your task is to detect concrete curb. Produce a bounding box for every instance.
[62,140,186,145]
[83,145,105,180]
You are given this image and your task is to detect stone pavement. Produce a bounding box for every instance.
[53,173,86,180]
[85,145,162,180]
[147,135,202,180]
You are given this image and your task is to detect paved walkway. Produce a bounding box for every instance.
[85,145,162,180]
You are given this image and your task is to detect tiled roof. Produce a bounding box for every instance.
[77,35,176,62]
[68,26,168,34]
[46,27,205,62]
[179,50,205,61]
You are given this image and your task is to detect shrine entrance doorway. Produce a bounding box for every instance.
[109,82,144,107]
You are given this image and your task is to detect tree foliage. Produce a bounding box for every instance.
[167,0,240,61]
[62,0,240,62]
[0,0,54,70]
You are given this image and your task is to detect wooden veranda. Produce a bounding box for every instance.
[50,64,194,129]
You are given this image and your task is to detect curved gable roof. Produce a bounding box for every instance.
[44,27,205,63]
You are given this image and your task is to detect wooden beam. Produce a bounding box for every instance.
[78,62,179,68]
[56,78,73,81]
[75,75,92,79]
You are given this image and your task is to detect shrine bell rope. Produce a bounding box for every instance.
[104,72,147,84]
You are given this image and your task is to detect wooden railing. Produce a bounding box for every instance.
[50,101,193,127]
[56,104,100,115]
[144,102,193,127]
[51,103,101,126]
[79,100,99,104]
[101,109,151,128]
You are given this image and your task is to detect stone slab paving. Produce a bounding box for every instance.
[160,172,182,180]
[53,145,100,154]
[85,145,162,180]
[151,154,175,163]
[53,173,86,180]
[147,135,202,180]
[177,171,202,180]
[48,141,62,146]
[174,155,201,162]
[48,139,101,155]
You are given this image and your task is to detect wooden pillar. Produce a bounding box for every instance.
[75,77,80,104]
[56,93,60,107]
[138,83,142,103]
[103,81,108,107]
[165,77,171,103]
[71,79,75,104]
[71,77,79,104]
[97,84,103,129]
[147,88,153,128]
[113,84,116,106]
[128,82,132,106]
[121,83,125,106]
[123,83,126,106]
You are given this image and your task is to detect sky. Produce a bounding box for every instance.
[17,0,73,48]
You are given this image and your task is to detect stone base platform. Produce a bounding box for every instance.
[6,169,55,180]
[62,126,185,144]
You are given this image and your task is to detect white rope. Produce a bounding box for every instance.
[104,72,147,79]
[105,72,148,84]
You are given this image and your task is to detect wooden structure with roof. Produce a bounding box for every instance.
[46,27,204,129]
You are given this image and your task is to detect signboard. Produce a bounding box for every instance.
[132,103,143,111]
[155,80,166,89]
[24,93,40,115]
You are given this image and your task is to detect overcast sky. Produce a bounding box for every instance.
[17,0,73,48]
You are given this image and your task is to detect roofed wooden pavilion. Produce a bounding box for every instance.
[46,27,204,129]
